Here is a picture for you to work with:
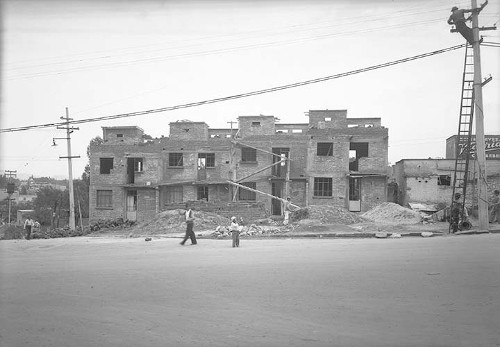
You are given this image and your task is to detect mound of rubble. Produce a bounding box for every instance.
[291,205,366,225]
[210,224,286,239]
[361,202,422,224]
[129,209,232,235]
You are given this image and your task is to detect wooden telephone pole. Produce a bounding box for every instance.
[54,108,80,231]
[470,0,495,230]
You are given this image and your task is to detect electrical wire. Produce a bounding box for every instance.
[0,44,466,134]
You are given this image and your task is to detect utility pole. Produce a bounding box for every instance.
[471,0,494,230]
[5,170,17,224]
[228,120,238,201]
[54,108,80,231]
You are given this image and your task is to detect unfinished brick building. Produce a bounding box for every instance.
[89,110,389,223]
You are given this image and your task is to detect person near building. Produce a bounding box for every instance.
[283,197,294,225]
[489,189,500,223]
[450,193,462,233]
[180,203,197,245]
[230,216,241,248]
[24,216,34,240]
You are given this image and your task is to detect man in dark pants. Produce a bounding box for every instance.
[24,216,34,240]
[450,193,462,233]
[180,203,197,245]
[447,3,486,45]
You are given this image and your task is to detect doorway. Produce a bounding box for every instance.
[349,178,361,212]
[271,182,283,215]
[126,190,137,221]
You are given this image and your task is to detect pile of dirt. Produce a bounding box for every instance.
[361,202,422,224]
[291,205,366,225]
[129,209,231,235]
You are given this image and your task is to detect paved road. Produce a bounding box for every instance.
[1,234,499,347]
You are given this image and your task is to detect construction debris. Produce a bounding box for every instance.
[128,209,231,235]
[291,205,366,225]
[362,202,422,224]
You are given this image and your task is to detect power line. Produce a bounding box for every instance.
[0,44,465,134]
[6,17,448,80]
[4,2,454,72]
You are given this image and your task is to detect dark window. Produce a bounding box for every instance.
[169,153,183,167]
[198,153,215,168]
[238,182,256,201]
[100,158,114,174]
[96,190,113,208]
[317,143,333,156]
[164,186,183,203]
[438,175,451,186]
[117,134,123,138]
[241,147,257,162]
[251,122,261,126]
[197,186,209,200]
[314,177,332,197]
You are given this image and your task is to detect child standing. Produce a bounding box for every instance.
[230,216,240,248]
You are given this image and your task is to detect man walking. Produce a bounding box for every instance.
[180,203,197,245]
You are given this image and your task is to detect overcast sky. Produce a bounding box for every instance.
[1,0,499,179]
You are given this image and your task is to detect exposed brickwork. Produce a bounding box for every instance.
[392,159,500,208]
[89,112,389,223]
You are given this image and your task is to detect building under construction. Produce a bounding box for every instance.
[89,110,389,223]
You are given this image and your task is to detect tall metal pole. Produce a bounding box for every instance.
[471,0,488,230]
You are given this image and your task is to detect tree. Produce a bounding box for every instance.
[87,136,103,159]
[32,186,68,226]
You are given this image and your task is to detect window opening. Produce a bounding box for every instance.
[438,175,451,186]
[241,147,257,162]
[198,153,215,168]
[169,153,184,167]
[313,177,332,197]
[100,158,114,174]
[197,186,209,201]
[349,142,369,171]
[164,186,183,204]
[134,158,143,172]
[317,142,333,156]
[96,190,113,208]
[238,182,256,200]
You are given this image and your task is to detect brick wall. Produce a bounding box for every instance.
[238,116,275,136]
[169,122,209,141]
[308,110,347,129]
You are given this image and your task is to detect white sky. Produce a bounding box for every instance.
[1,0,499,179]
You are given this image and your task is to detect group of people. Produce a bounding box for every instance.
[179,197,296,247]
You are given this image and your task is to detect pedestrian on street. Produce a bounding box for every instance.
[230,216,241,248]
[24,216,34,240]
[180,203,197,245]
[489,189,500,223]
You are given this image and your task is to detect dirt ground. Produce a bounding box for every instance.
[1,234,499,347]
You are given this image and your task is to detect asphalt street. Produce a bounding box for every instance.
[1,234,499,347]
